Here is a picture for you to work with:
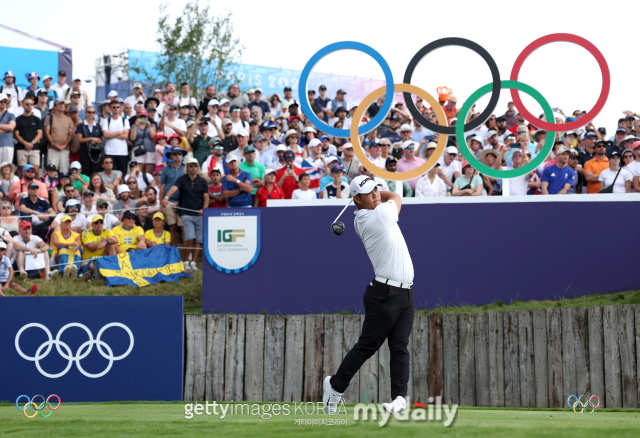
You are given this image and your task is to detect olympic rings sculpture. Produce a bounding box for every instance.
[15,322,134,378]
[16,394,61,418]
[298,34,610,180]
[567,394,601,414]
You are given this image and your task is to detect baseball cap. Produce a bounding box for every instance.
[319,135,329,141]
[331,164,344,173]
[350,175,382,197]
[153,212,165,221]
[385,157,397,166]
[610,150,622,158]
[337,89,347,94]
[96,199,110,207]
[226,155,238,163]
[58,172,70,180]
[122,210,136,220]
[616,127,627,134]
[283,86,292,92]
[219,98,230,106]
[402,140,416,149]
[237,128,249,137]
[222,118,232,126]
[308,138,321,148]
[0,241,6,250]
[0,93,7,101]
[633,141,640,150]
[208,99,220,107]
[108,90,118,98]
[253,134,266,142]
[264,168,277,177]
[319,85,327,90]
[244,145,256,154]
[399,124,412,132]
[65,199,80,207]
[136,109,149,118]
[211,136,223,146]
[170,145,185,155]
[583,131,597,139]
[486,130,498,138]
[133,82,142,89]
[289,100,299,107]
[83,190,95,197]
[61,215,73,223]
[334,106,347,114]
[445,146,459,155]
[185,157,199,166]
[28,182,39,190]
[283,150,295,161]
[342,143,353,149]
[326,155,339,164]
[92,214,104,223]
[117,184,131,195]
[179,102,190,108]
[19,220,32,229]
[556,146,571,155]
[70,161,82,170]
[68,106,79,113]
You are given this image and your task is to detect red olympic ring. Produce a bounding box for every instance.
[510,33,610,131]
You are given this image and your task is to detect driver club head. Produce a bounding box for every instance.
[331,221,345,236]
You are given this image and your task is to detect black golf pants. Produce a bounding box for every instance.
[330,279,415,400]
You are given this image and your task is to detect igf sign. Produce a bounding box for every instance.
[205,209,261,274]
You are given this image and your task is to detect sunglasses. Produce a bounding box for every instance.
[104,161,113,164]
[188,164,198,167]
[596,145,606,148]
[127,181,137,184]
[86,111,95,114]
[23,103,33,107]
[24,169,35,173]
[623,155,633,159]
[449,153,457,157]
[94,220,104,224]
[406,147,415,150]
[213,146,224,150]
[1,206,10,210]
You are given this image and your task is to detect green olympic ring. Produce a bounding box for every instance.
[456,80,555,179]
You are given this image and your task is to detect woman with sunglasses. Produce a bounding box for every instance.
[51,199,87,234]
[125,177,142,200]
[0,162,18,199]
[88,173,116,206]
[253,168,284,207]
[76,105,104,175]
[598,150,632,193]
[0,201,18,234]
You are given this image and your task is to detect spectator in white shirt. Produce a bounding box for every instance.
[124,83,146,110]
[415,164,447,197]
[50,71,69,98]
[100,100,130,174]
[172,83,197,108]
[437,146,462,190]
[159,103,186,138]
[291,173,318,200]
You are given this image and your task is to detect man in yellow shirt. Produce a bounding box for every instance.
[145,212,171,247]
[112,210,146,253]
[81,214,119,281]
[50,215,82,278]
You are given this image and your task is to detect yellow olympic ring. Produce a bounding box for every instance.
[349,84,448,182]
[24,402,38,418]
[573,400,584,414]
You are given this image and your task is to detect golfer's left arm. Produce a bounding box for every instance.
[379,190,401,214]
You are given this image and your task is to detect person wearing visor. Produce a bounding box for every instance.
[323,175,415,417]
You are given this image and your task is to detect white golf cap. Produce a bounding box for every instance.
[399,124,412,132]
[402,140,416,149]
[303,126,317,134]
[227,155,238,163]
[185,157,199,165]
[237,128,249,137]
[264,168,277,177]
[0,93,8,101]
[117,184,131,195]
[445,146,459,154]
[133,82,142,88]
[65,199,80,207]
[276,145,287,152]
[326,155,339,164]
[108,90,118,97]
[0,241,6,250]
[486,130,498,138]
[349,103,358,110]
[350,175,382,197]
[208,99,220,106]
[308,138,321,147]
[219,98,230,105]
[342,143,353,149]
[556,146,571,155]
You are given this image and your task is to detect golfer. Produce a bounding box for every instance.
[323,175,414,415]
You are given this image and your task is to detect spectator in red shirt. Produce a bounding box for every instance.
[208,168,226,207]
[254,168,285,207]
[275,150,304,199]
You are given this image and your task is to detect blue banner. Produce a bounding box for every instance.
[0,296,183,402]
[96,245,191,287]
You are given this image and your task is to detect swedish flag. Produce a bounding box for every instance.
[96,245,192,287]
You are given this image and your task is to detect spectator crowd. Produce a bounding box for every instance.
[0,68,639,290]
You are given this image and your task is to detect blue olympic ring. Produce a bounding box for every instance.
[298,41,395,138]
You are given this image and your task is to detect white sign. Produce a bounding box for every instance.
[205,211,260,273]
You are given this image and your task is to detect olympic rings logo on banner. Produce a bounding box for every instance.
[15,322,135,378]
[298,34,610,181]
[567,394,601,414]
[16,394,61,418]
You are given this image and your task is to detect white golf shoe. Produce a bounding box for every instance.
[322,376,343,414]
[382,396,406,414]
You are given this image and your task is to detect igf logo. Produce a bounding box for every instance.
[218,229,245,243]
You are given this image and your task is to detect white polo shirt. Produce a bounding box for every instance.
[353,200,413,284]
[100,116,130,156]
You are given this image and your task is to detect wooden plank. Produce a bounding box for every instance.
[429,313,443,400]
[322,315,344,379]
[183,315,196,401]
[503,311,520,407]
[224,315,245,401]
[532,309,548,408]
[635,305,640,408]
[263,315,285,402]
[341,315,362,404]
[205,314,226,402]
[561,308,577,402]
[488,312,504,407]
[518,310,535,408]
[547,308,563,408]
[603,306,622,408]
[474,312,490,407]
[283,315,304,403]
[458,313,475,406]
[412,313,430,404]
[588,306,605,406]
[303,315,324,402]
[377,339,390,403]
[572,307,590,397]
[442,313,459,405]
[619,305,638,408]
[360,340,379,403]
[244,315,265,402]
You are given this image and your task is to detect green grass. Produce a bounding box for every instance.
[1,402,640,437]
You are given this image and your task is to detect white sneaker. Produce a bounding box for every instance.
[382,396,406,414]
[190,261,199,272]
[322,376,343,414]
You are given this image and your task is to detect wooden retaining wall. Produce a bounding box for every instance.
[183,305,640,407]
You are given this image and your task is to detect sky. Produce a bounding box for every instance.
[2,0,638,134]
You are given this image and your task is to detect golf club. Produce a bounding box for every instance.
[331,199,353,235]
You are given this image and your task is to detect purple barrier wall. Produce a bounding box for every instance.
[203,199,640,314]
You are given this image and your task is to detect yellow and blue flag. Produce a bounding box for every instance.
[96,245,192,287]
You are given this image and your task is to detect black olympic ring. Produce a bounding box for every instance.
[403,37,502,135]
